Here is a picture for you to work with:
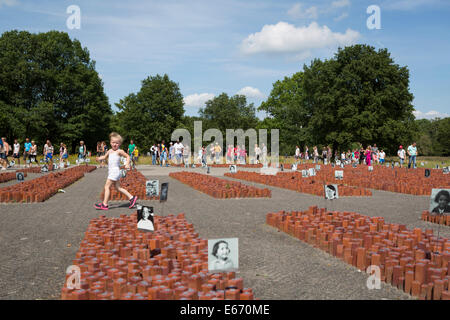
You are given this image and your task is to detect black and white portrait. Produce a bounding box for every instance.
[229,165,237,174]
[137,206,154,232]
[308,168,316,176]
[301,170,309,178]
[146,180,159,197]
[336,160,341,166]
[160,182,169,202]
[325,184,339,200]
[352,163,358,168]
[443,167,449,174]
[16,172,24,181]
[41,165,48,173]
[368,166,373,172]
[429,189,450,215]
[291,164,297,171]
[208,238,238,273]
[424,169,430,177]
[334,170,343,180]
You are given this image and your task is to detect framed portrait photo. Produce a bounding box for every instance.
[429,189,450,215]
[137,206,154,232]
[324,184,339,200]
[208,238,239,273]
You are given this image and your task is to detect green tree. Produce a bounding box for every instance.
[114,74,184,152]
[260,45,417,155]
[0,30,112,153]
[199,93,259,130]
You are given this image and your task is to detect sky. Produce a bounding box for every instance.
[0,0,449,119]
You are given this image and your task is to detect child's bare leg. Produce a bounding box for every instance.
[114,181,133,200]
[103,179,114,205]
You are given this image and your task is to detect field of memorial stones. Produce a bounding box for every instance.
[0,163,449,300]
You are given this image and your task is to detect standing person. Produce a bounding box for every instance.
[23,138,32,167]
[214,142,222,164]
[304,146,309,161]
[60,143,68,167]
[0,138,6,170]
[365,146,372,166]
[78,141,87,162]
[13,139,20,167]
[295,146,300,161]
[354,149,360,163]
[254,144,261,164]
[397,145,406,168]
[174,140,183,165]
[407,142,418,169]
[359,146,365,165]
[156,143,161,165]
[226,145,233,164]
[94,132,137,211]
[379,149,385,164]
[313,146,318,164]
[30,141,37,166]
[202,146,207,166]
[150,144,157,165]
[327,146,332,164]
[133,146,139,166]
[2,138,11,168]
[127,140,136,167]
[43,140,50,161]
[44,141,54,169]
[322,147,327,164]
[242,145,247,164]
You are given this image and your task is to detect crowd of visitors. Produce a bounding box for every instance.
[0,136,421,170]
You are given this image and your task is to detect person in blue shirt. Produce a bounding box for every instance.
[407,142,418,169]
[23,138,32,164]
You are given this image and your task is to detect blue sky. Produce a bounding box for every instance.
[0,0,449,119]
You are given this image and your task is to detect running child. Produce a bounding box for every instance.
[94,132,138,210]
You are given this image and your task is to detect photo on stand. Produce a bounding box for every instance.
[146,180,159,197]
[208,238,239,273]
[429,189,450,215]
[137,206,154,232]
[324,184,339,200]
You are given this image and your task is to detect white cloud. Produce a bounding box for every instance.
[241,21,360,56]
[334,12,349,21]
[413,110,449,119]
[287,3,318,19]
[0,0,18,8]
[237,86,265,99]
[332,0,351,8]
[183,93,215,108]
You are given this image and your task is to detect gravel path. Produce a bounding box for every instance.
[0,165,448,300]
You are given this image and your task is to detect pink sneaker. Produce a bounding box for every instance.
[94,203,109,210]
[128,196,138,209]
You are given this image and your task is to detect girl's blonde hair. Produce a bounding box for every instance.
[109,132,123,144]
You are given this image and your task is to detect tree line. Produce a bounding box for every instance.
[1,30,448,156]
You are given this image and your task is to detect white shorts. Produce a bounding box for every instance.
[108,168,121,181]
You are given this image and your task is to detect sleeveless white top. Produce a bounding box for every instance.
[108,151,121,171]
